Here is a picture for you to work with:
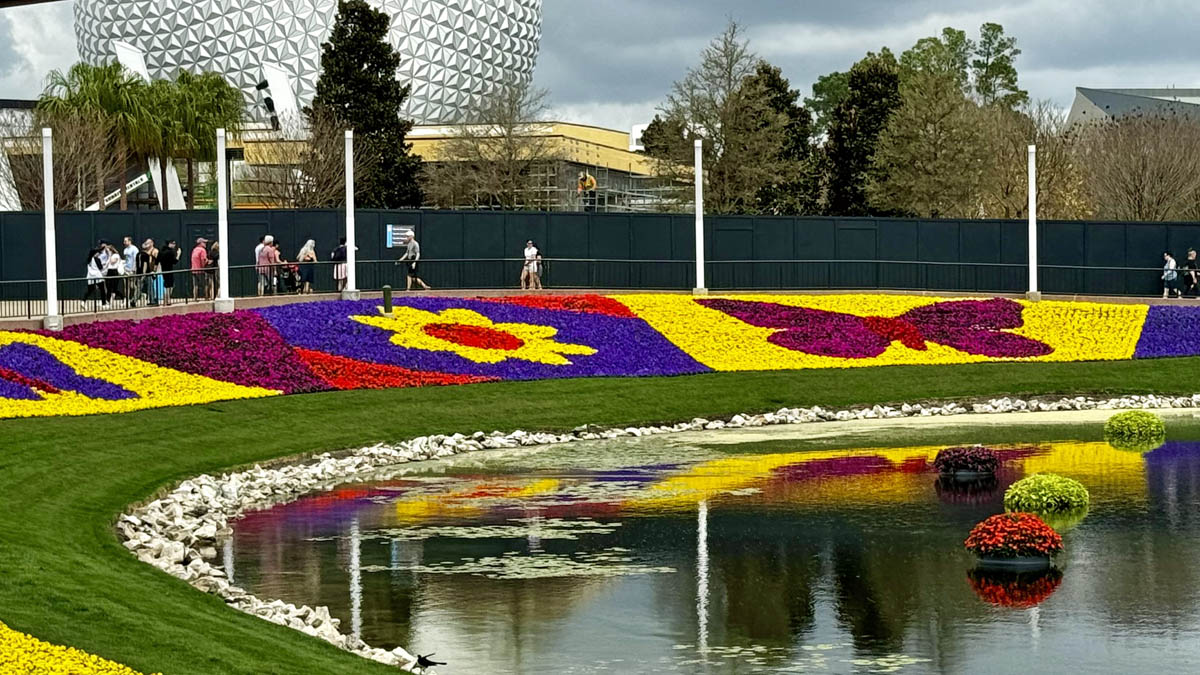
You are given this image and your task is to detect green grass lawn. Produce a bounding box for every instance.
[3,357,1200,674]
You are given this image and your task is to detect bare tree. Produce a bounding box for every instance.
[242,110,376,208]
[654,21,788,214]
[1074,112,1200,221]
[422,81,562,210]
[4,110,121,211]
[977,100,1086,219]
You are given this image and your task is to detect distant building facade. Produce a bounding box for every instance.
[1066,87,1200,127]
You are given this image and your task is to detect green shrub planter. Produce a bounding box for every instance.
[1004,473,1090,513]
[1104,410,1166,452]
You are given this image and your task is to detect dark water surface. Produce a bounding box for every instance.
[226,435,1200,674]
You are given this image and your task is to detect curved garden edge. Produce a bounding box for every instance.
[119,392,1197,672]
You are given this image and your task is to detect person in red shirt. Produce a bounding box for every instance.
[191,238,210,300]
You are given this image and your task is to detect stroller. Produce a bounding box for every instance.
[277,262,301,294]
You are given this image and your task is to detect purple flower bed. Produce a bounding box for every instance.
[1134,306,1200,358]
[255,297,708,381]
[54,311,330,394]
[700,297,1053,359]
[0,343,136,400]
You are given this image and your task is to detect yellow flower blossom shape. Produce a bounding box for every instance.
[353,307,597,366]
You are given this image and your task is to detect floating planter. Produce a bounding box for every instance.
[933,446,1000,480]
[1003,474,1090,514]
[1104,410,1166,452]
[964,512,1063,570]
[967,568,1063,608]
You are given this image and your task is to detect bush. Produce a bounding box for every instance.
[1004,474,1090,513]
[964,512,1064,558]
[933,446,999,474]
[1104,410,1166,451]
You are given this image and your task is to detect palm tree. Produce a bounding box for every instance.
[173,70,243,209]
[39,62,153,210]
[145,78,184,210]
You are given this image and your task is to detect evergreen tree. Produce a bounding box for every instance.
[745,62,821,215]
[805,70,849,138]
[310,0,422,207]
[869,70,987,218]
[639,114,691,160]
[824,49,902,216]
[972,23,1028,108]
[899,27,973,93]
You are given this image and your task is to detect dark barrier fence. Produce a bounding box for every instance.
[0,209,1197,297]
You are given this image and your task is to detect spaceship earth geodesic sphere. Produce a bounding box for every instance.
[73,0,542,124]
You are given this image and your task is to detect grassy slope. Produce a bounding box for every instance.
[3,358,1200,674]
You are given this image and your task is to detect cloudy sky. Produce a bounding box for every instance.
[2,1,1197,131]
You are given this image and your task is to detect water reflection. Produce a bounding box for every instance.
[228,439,1200,674]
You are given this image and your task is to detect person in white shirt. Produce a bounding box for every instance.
[520,240,542,290]
[397,231,431,291]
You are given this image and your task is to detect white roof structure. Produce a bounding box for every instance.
[73,0,542,124]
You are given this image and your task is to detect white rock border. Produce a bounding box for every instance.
[117,393,1198,672]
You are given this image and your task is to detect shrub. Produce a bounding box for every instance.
[964,512,1064,558]
[1104,410,1166,451]
[933,446,1000,474]
[1003,474,1090,513]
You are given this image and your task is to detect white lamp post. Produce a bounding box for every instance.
[42,128,61,331]
[342,129,360,300]
[214,128,234,313]
[693,138,706,295]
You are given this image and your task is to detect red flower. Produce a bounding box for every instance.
[964,512,1064,557]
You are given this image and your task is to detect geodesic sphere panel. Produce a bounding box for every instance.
[73,0,542,124]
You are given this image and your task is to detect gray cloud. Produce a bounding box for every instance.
[0,12,29,78]
[536,0,1200,129]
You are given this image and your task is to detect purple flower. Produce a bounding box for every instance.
[1135,306,1200,358]
[0,343,136,400]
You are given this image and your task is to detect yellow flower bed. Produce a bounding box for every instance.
[0,621,158,675]
[615,294,1147,371]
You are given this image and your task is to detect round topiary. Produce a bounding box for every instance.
[1104,410,1166,452]
[933,446,1000,474]
[1003,474,1090,513]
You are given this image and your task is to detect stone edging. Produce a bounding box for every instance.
[116,393,1199,671]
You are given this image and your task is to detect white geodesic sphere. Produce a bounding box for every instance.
[73,0,542,124]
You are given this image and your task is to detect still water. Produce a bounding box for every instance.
[227,432,1200,674]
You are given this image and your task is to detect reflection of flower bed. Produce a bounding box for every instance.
[3,292,1199,418]
[968,568,1063,608]
[965,512,1063,558]
[935,475,1003,505]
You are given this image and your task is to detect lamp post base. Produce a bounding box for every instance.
[42,315,63,331]
[341,289,362,301]
[692,288,709,296]
[1025,291,1042,302]
[214,298,236,314]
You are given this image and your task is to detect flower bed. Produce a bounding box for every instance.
[0,292,1196,418]
[964,512,1064,558]
[0,621,157,675]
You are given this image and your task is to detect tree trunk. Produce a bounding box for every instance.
[160,159,169,211]
[119,141,128,211]
[96,161,105,211]
[186,157,195,210]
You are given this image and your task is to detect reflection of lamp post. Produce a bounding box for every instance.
[350,517,362,639]
[696,500,709,655]
[222,536,235,584]
[1029,605,1040,646]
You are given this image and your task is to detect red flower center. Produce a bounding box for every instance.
[423,323,525,351]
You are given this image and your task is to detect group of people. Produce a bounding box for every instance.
[84,236,185,308]
[1162,250,1200,298]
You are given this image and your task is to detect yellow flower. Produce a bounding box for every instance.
[0,620,160,674]
[353,307,597,366]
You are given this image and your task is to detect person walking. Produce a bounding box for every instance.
[159,240,179,306]
[122,236,139,307]
[256,235,276,295]
[332,238,348,292]
[257,237,280,295]
[207,241,220,299]
[296,239,318,294]
[103,243,125,307]
[83,247,106,307]
[136,239,158,306]
[1163,251,1181,299]
[190,238,209,301]
[397,230,431,291]
[520,239,543,290]
[1182,249,1199,298]
[577,171,597,212]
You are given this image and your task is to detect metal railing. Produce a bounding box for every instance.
[0,259,1189,321]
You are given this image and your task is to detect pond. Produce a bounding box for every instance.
[225,426,1200,674]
